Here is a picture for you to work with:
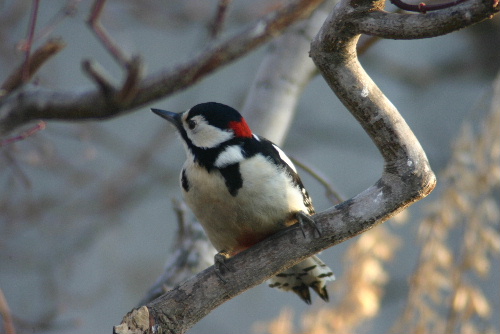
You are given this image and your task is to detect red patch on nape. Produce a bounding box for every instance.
[228,119,253,138]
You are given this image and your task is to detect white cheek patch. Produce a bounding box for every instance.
[214,145,244,168]
[272,144,297,173]
[184,115,234,148]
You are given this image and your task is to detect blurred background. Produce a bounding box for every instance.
[0,1,499,333]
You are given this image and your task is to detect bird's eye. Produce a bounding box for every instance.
[187,119,196,130]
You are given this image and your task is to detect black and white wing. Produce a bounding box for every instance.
[247,134,315,215]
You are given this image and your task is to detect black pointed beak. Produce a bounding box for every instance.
[151,108,182,131]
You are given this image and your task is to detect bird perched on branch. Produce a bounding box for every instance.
[152,102,334,304]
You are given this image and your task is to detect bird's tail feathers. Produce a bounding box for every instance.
[268,255,335,304]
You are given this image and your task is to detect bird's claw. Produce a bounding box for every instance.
[214,252,230,283]
[297,211,321,238]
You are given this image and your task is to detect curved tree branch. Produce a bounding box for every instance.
[110,0,498,333]
[359,0,498,39]
[391,0,468,13]
[0,0,323,137]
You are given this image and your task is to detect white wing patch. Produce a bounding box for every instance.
[272,144,297,173]
[214,145,245,168]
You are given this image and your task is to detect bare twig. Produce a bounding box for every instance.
[0,121,46,147]
[87,0,130,67]
[0,288,16,334]
[291,157,344,205]
[33,0,80,42]
[21,0,40,83]
[86,0,144,103]
[115,56,144,105]
[209,0,233,39]
[0,1,75,96]
[0,39,66,95]
[81,59,115,94]
[0,0,324,136]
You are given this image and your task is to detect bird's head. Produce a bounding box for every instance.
[152,102,253,150]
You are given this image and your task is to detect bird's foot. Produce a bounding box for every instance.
[296,211,321,238]
[214,251,231,283]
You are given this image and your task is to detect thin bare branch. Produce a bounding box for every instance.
[81,59,115,94]
[291,157,344,205]
[0,121,46,147]
[0,39,66,95]
[0,0,324,137]
[87,0,130,67]
[209,0,233,39]
[22,0,40,83]
[115,56,144,105]
[33,0,80,42]
[0,288,16,334]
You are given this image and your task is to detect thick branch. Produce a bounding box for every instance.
[360,0,499,39]
[0,0,323,136]
[137,201,215,306]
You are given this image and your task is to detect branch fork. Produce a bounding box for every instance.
[85,0,144,107]
[0,0,323,136]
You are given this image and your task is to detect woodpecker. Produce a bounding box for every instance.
[152,102,334,304]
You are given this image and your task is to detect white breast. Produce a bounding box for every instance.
[181,155,307,255]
